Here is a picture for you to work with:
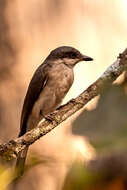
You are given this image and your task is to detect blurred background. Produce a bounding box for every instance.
[0,0,127,190]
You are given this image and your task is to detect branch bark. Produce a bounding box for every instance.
[0,48,127,160]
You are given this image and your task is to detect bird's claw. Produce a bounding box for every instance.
[45,113,60,124]
[44,114,55,122]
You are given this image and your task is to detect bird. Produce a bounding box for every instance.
[16,46,93,177]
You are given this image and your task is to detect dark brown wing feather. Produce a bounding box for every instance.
[19,64,47,137]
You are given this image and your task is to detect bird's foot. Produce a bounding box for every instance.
[44,114,54,122]
[40,111,53,122]
[44,112,60,124]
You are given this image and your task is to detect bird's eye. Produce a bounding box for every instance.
[70,52,77,58]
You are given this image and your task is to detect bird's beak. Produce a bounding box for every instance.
[82,55,93,61]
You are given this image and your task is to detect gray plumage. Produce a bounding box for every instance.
[16,46,93,176]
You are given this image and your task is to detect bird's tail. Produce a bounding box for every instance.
[15,147,28,178]
[9,147,28,189]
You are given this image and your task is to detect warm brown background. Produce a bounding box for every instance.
[0,1,127,190]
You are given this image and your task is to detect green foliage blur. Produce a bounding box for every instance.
[73,79,127,154]
[63,76,127,190]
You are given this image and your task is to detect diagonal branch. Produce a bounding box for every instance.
[0,48,127,160]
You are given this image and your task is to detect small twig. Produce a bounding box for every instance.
[0,48,127,160]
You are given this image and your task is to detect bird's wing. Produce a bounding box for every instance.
[19,64,48,137]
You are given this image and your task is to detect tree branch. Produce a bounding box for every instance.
[0,48,127,160]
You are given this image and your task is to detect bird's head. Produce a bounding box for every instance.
[47,46,93,67]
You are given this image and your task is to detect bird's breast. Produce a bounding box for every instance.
[49,66,74,99]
